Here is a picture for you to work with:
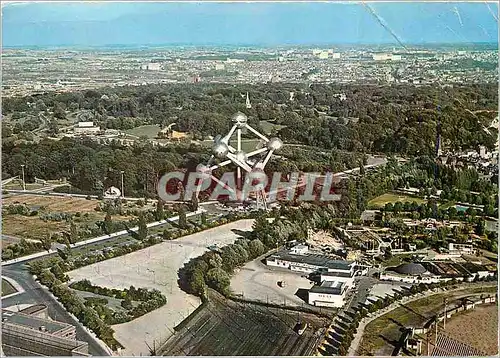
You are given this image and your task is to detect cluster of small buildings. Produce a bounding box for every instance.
[1,304,89,356]
[265,244,367,308]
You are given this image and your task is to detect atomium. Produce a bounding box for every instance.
[232,112,248,129]
[212,142,229,158]
[198,111,283,210]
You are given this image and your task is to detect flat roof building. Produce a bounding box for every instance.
[2,309,89,356]
[266,246,356,274]
[308,280,348,307]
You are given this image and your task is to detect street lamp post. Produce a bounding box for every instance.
[21,164,26,191]
[120,170,125,198]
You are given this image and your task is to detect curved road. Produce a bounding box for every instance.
[2,262,110,356]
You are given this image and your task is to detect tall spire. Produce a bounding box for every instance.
[246,92,252,109]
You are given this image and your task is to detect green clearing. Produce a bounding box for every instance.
[1,278,17,297]
[357,285,498,356]
[368,192,426,208]
[124,125,161,138]
[200,139,262,152]
[4,183,45,190]
[259,120,287,135]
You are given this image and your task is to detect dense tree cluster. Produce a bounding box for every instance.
[3,83,497,156]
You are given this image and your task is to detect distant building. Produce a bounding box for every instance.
[141,63,161,71]
[215,63,225,71]
[448,243,475,255]
[2,308,89,356]
[372,53,402,61]
[74,121,100,135]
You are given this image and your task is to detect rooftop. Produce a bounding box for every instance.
[269,250,355,271]
[309,280,345,295]
[2,309,71,334]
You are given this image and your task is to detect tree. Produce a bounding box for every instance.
[104,213,113,234]
[40,235,52,252]
[201,212,208,225]
[137,214,148,241]
[53,103,66,119]
[69,221,79,244]
[155,200,165,221]
[190,192,199,212]
[206,267,231,296]
[162,229,172,241]
[248,239,265,258]
[178,205,188,229]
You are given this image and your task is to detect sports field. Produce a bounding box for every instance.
[368,192,425,208]
[124,125,161,138]
[66,219,255,356]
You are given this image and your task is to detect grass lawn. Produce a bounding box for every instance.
[200,138,263,152]
[368,192,426,209]
[357,285,498,356]
[125,125,161,138]
[4,183,45,191]
[259,120,287,135]
[1,278,17,297]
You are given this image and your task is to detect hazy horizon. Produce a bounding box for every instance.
[2,2,498,48]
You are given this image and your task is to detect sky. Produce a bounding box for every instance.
[2,2,498,47]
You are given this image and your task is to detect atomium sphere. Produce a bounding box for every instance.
[234,150,248,164]
[196,164,212,180]
[267,137,283,151]
[212,142,229,158]
[232,112,248,128]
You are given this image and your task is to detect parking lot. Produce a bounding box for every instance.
[231,258,315,307]
[67,219,255,356]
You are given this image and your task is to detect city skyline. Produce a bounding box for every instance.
[2,1,498,47]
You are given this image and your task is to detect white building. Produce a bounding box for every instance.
[308,280,347,307]
[215,63,225,71]
[74,121,100,134]
[372,53,402,61]
[141,63,161,71]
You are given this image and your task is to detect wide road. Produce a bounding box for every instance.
[2,262,110,356]
[1,209,205,356]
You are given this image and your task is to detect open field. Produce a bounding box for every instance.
[368,192,426,208]
[442,303,498,355]
[200,138,263,152]
[231,258,315,307]
[357,285,498,356]
[3,183,45,190]
[66,219,255,356]
[3,194,100,212]
[124,124,161,138]
[1,278,17,297]
[160,291,328,356]
[2,194,130,240]
[260,120,287,135]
